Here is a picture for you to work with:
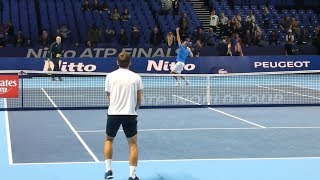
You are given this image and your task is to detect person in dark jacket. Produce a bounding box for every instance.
[47,36,63,81]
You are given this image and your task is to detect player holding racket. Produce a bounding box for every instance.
[171,27,193,86]
[47,36,63,81]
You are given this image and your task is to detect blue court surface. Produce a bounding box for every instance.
[1,103,320,180]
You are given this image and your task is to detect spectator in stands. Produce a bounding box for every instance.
[226,37,232,56]
[193,40,202,57]
[104,28,115,44]
[262,7,271,30]
[92,0,101,12]
[209,10,219,32]
[234,12,242,33]
[285,29,294,43]
[39,30,50,47]
[100,1,110,14]
[285,37,295,55]
[192,27,205,43]
[87,24,100,46]
[234,38,243,56]
[269,30,280,45]
[165,31,176,47]
[0,22,4,37]
[172,0,179,18]
[217,36,228,56]
[228,18,237,37]
[150,26,162,46]
[291,18,301,38]
[118,29,129,46]
[242,30,252,46]
[161,0,172,15]
[60,24,71,40]
[15,30,24,47]
[178,12,189,38]
[298,27,308,44]
[206,27,215,46]
[312,27,320,54]
[54,29,63,42]
[253,25,263,46]
[110,8,121,21]
[131,26,140,46]
[279,16,292,33]
[121,8,131,21]
[245,10,256,24]
[5,20,15,44]
[219,12,228,37]
[82,0,91,11]
[0,32,5,48]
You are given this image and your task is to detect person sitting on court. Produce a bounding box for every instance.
[170,27,193,86]
[104,52,143,180]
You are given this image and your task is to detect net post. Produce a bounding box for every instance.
[20,71,24,108]
[206,75,211,106]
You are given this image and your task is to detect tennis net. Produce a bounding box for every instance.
[0,70,320,110]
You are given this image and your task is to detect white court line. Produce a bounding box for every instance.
[11,156,320,166]
[41,88,99,162]
[256,85,320,100]
[4,99,13,165]
[77,126,320,133]
[172,95,266,128]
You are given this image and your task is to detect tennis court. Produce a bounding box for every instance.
[1,71,320,180]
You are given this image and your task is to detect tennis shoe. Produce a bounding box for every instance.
[104,170,113,179]
[128,176,139,180]
[51,77,55,81]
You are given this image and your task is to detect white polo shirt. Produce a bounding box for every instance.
[105,68,143,115]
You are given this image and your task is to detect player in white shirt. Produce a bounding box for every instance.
[104,52,143,180]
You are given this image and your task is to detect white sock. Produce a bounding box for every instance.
[129,166,137,178]
[105,159,111,172]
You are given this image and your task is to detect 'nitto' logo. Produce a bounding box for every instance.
[0,75,19,98]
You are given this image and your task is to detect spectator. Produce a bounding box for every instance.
[219,12,229,36]
[172,0,179,18]
[291,18,301,38]
[312,27,320,54]
[104,29,115,44]
[0,22,4,37]
[228,18,237,37]
[100,1,110,14]
[39,30,50,47]
[226,37,232,56]
[209,10,219,32]
[253,25,263,46]
[92,0,100,11]
[234,38,243,56]
[298,27,308,44]
[217,36,228,56]
[161,0,172,15]
[262,7,271,30]
[285,37,295,55]
[234,13,242,33]
[60,24,71,40]
[121,8,131,21]
[285,29,295,42]
[206,27,216,46]
[110,8,121,21]
[118,29,129,46]
[165,31,176,47]
[53,28,62,41]
[150,26,162,46]
[279,16,292,33]
[82,0,91,11]
[242,30,252,46]
[178,12,189,38]
[5,20,15,44]
[269,30,280,45]
[192,27,206,43]
[15,30,24,47]
[0,33,5,48]
[245,10,256,24]
[87,24,100,46]
[131,26,140,46]
[193,40,202,57]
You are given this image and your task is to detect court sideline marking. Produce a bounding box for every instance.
[41,88,99,162]
[4,99,13,165]
[172,95,266,128]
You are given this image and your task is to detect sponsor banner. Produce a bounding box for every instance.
[0,75,19,98]
[0,56,319,74]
